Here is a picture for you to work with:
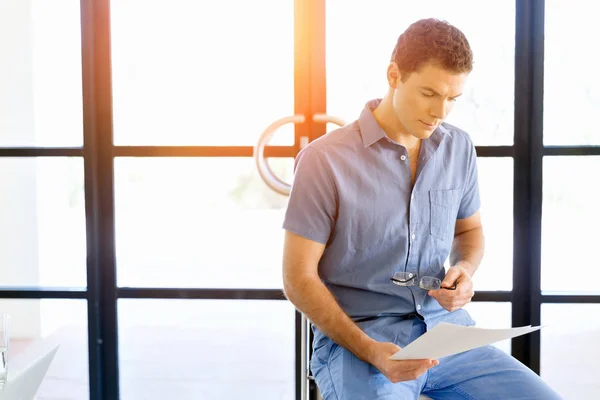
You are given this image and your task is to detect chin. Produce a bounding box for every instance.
[413,130,433,139]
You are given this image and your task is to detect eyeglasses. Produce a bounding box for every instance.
[390,272,456,290]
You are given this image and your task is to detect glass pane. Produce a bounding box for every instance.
[542,157,600,291]
[0,299,88,398]
[0,0,83,147]
[115,157,294,288]
[541,304,600,398]
[110,0,295,146]
[471,158,513,291]
[462,302,511,354]
[325,0,515,145]
[0,158,86,287]
[118,299,294,399]
[544,0,600,145]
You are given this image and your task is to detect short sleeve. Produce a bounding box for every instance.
[282,147,337,244]
[457,142,481,219]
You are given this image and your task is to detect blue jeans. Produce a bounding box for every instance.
[311,318,563,400]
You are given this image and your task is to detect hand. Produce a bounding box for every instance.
[366,341,439,383]
[428,264,475,312]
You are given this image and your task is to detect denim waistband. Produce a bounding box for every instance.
[352,311,424,323]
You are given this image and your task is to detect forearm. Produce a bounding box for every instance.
[450,226,485,277]
[283,274,377,362]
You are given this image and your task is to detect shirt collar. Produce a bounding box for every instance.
[357,98,449,148]
[358,99,387,148]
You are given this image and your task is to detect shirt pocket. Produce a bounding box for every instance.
[429,188,461,241]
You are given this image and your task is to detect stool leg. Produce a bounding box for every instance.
[306,316,323,400]
[301,313,308,400]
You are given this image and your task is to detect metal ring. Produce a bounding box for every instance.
[312,113,347,128]
[254,114,346,197]
[254,115,305,196]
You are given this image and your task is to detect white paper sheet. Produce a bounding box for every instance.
[389,323,543,361]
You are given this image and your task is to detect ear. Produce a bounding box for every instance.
[387,62,401,89]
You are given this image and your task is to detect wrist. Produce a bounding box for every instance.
[360,337,380,364]
[455,260,475,277]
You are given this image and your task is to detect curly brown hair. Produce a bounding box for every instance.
[391,18,473,79]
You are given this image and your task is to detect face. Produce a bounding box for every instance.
[388,62,468,139]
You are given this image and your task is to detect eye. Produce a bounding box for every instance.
[421,92,434,98]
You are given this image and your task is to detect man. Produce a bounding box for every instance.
[281,18,562,399]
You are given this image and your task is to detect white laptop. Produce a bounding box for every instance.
[0,344,59,400]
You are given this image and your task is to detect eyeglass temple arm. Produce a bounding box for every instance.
[390,276,416,284]
[390,277,457,290]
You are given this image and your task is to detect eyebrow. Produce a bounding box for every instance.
[420,86,463,99]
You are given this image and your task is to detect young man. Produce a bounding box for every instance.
[282,18,562,399]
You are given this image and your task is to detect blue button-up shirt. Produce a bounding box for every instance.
[283,99,480,348]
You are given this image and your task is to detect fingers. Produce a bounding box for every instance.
[439,298,470,312]
[433,275,474,298]
[442,280,474,298]
[429,286,472,301]
[387,359,439,383]
[412,359,439,372]
[431,287,472,303]
[428,284,474,311]
[415,359,439,376]
[441,267,461,288]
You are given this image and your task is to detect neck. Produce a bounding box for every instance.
[372,95,421,150]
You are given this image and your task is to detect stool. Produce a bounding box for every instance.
[301,314,432,400]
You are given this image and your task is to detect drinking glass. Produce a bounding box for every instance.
[0,314,10,389]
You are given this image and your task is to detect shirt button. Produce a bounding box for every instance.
[411,234,416,240]
[400,155,407,161]
[417,304,422,311]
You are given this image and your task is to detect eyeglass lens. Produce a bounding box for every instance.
[391,272,453,290]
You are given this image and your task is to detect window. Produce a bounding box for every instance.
[544,0,600,145]
[325,0,515,146]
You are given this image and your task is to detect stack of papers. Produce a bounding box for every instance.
[390,323,543,360]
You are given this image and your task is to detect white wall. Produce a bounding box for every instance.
[0,0,42,339]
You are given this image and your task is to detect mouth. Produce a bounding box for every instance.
[420,120,436,128]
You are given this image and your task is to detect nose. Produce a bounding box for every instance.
[430,99,449,120]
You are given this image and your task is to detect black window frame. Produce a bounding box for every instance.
[1,1,599,399]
